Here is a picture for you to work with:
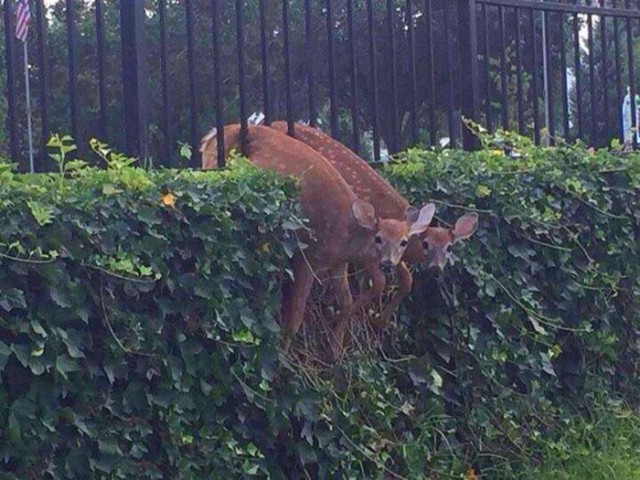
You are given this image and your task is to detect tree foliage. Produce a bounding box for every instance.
[1,0,493,165]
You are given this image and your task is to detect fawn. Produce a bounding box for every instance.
[269,121,478,331]
[200,124,434,355]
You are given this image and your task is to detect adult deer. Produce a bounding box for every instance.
[200,124,434,355]
[269,121,478,330]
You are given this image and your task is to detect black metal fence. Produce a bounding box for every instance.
[2,0,640,172]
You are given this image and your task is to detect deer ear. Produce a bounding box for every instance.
[409,203,436,236]
[352,199,377,230]
[404,206,419,223]
[452,213,478,243]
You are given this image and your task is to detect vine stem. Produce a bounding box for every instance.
[488,273,592,333]
[99,275,158,358]
[0,250,58,264]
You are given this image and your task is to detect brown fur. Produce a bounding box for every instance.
[268,122,477,334]
[269,122,426,264]
[201,125,386,354]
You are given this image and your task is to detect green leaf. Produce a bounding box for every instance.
[232,328,256,344]
[0,341,11,373]
[179,143,193,160]
[0,288,26,312]
[27,200,54,226]
[50,286,71,309]
[55,354,80,379]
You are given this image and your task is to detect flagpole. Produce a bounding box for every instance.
[22,40,35,173]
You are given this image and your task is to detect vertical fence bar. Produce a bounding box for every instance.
[120,0,149,160]
[259,0,271,125]
[482,3,493,132]
[587,2,597,143]
[347,0,360,153]
[325,0,339,139]
[559,11,570,140]
[386,0,399,152]
[458,0,480,150]
[444,3,457,145]
[66,0,79,144]
[530,8,541,144]
[516,7,525,135]
[159,0,171,164]
[282,0,294,136]
[95,0,107,140]
[236,0,247,151]
[614,0,623,141]
[543,9,555,144]
[303,0,316,126]
[3,0,19,164]
[626,0,637,149]
[406,0,418,145]
[212,0,225,167]
[185,0,198,155]
[425,0,436,146]
[366,0,381,160]
[35,0,49,170]
[599,2,609,140]
[498,5,509,130]
[573,10,583,140]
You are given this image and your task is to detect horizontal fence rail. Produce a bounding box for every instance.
[1,0,640,171]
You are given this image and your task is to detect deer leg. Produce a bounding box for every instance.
[280,255,316,351]
[351,263,387,317]
[375,261,413,331]
[329,264,355,358]
[330,262,388,346]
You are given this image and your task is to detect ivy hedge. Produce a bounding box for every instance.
[0,134,639,479]
[0,146,457,479]
[0,153,311,478]
[384,132,640,476]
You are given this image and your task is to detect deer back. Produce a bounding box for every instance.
[201,124,377,268]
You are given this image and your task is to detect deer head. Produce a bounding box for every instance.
[421,212,478,274]
[374,204,436,274]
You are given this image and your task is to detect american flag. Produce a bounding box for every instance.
[15,0,31,43]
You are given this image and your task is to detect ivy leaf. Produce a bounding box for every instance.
[50,286,71,309]
[232,328,256,345]
[102,184,122,195]
[55,354,80,380]
[529,316,548,335]
[27,200,54,226]
[0,288,26,312]
[0,341,11,373]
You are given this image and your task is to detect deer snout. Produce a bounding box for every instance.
[380,260,395,275]
[427,264,444,277]
[425,252,447,277]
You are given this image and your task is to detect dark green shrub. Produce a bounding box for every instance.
[0,150,458,479]
[0,156,308,478]
[1,132,639,479]
[384,133,640,476]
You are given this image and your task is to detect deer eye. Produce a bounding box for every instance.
[400,239,408,248]
[422,241,429,250]
[375,236,382,244]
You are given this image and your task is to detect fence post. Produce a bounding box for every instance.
[458,0,481,150]
[3,0,19,166]
[120,0,149,161]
